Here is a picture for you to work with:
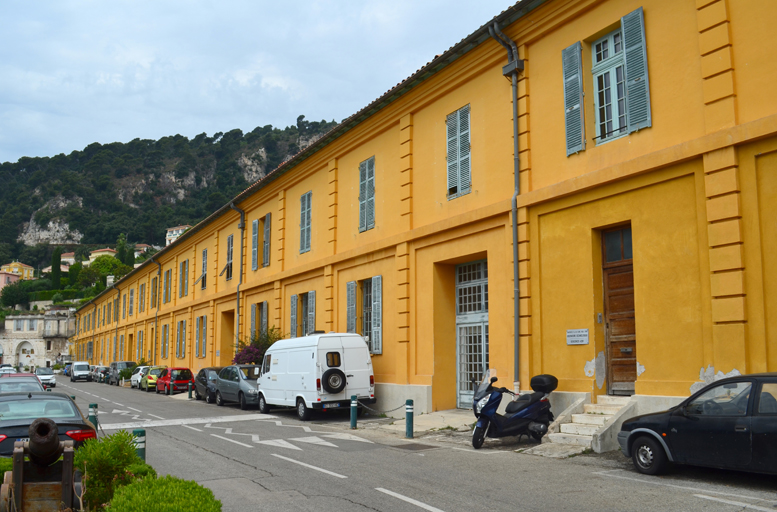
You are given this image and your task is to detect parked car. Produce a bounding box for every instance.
[140,367,166,392]
[70,362,91,382]
[0,377,44,393]
[34,367,57,388]
[214,365,260,409]
[619,373,777,475]
[130,366,150,389]
[194,367,224,404]
[91,366,108,382]
[0,392,96,456]
[155,368,194,395]
[0,368,15,376]
[257,332,376,420]
[62,363,72,377]
[108,361,136,386]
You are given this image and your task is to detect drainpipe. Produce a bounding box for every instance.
[150,255,162,366]
[229,202,246,357]
[489,21,524,392]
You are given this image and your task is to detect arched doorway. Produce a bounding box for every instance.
[16,341,35,370]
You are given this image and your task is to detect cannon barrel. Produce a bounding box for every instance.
[27,418,63,466]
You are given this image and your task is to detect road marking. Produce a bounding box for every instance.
[450,447,509,454]
[147,414,165,420]
[211,434,253,448]
[694,495,776,511]
[126,407,142,413]
[112,402,124,406]
[375,488,445,512]
[289,436,338,447]
[258,439,301,450]
[101,413,276,430]
[594,470,775,503]
[271,454,347,478]
[321,433,373,444]
[182,425,202,432]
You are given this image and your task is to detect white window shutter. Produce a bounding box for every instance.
[252,219,259,270]
[202,316,207,357]
[308,290,316,335]
[622,7,651,133]
[261,301,268,336]
[290,294,298,337]
[250,303,257,340]
[371,275,382,354]
[359,160,368,232]
[562,41,585,156]
[263,213,271,267]
[346,281,357,333]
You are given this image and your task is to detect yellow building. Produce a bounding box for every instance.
[71,0,777,418]
[1,261,34,280]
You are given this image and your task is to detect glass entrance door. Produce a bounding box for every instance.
[455,260,489,409]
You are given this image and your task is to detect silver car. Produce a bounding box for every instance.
[215,365,261,410]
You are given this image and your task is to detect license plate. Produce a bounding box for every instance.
[16,438,28,442]
[323,403,340,409]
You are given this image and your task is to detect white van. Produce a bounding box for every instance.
[70,361,92,382]
[256,332,376,420]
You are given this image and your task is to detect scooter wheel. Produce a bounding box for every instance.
[472,426,486,449]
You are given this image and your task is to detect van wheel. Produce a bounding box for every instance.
[297,398,311,421]
[239,393,248,410]
[321,369,347,394]
[216,391,224,406]
[258,395,270,414]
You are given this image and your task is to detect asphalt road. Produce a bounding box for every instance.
[58,380,777,512]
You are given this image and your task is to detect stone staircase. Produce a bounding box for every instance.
[547,395,631,448]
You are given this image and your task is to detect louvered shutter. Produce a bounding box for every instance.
[458,107,471,194]
[195,317,200,358]
[185,260,189,296]
[371,276,382,354]
[446,111,459,196]
[290,294,298,337]
[562,41,585,156]
[252,219,259,270]
[622,7,651,133]
[305,193,312,252]
[346,281,357,333]
[261,301,268,336]
[359,160,367,232]
[366,157,375,229]
[307,290,316,335]
[202,316,207,357]
[182,319,186,356]
[202,249,207,289]
[250,303,257,340]
[176,322,181,358]
[263,214,271,267]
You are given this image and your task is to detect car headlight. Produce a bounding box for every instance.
[247,389,258,395]
[475,396,490,414]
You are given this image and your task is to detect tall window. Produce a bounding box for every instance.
[200,249,208,289]
[446,105,471,199]
[250,302,268,340]
[151,277,158,308]
[290,291,315,337]
[225,235,234,281]
[592,29,626,143]
[195,315,208,357]
[300,192,312,253]
[122,293,127,319]
[346,276,383,354]
[359,157,375,232]
[119,335,124,360]
[176,320,186,358]
[252,219,259,271]
[102,305,106,326]
[139,283,146,312]
[179,259,189,297]
[129,288,134,316]
[262,214,272,267]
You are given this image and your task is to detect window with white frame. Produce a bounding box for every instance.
[446,105,471,199]
[250,301,269,341]
[290,291,315,337]
[252,214,272,270]
[179,259,189,297]
[129,288,134,316]
[140,283,146,312]
[14,319,22,331]
[346,276,382,354]
[262,214,272,267]
[300,192,312,253]
[359,157,375,232]
[225,235,234,280]
[195,315,207,357]
[200,249,207,289]
[176,320,186,358]
[592,29,627,143]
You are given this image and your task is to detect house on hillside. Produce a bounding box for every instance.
[61,252,76,266]
[0,261,34,280]
[0,271,20,294]
[42,264,70,274]
[134,244,151,258]
[86,248,116,266]
[165,226,191,246]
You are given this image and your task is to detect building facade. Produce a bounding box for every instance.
[0,262,34,280]
[71,0,777,413]
[0,271,20,294]
[166,226,192,246]
[1,310,74,368]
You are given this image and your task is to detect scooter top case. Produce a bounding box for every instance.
[530,374,558,393]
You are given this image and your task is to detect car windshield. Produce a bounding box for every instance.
[0,399,79,422]
[239,367,260,380]
[171,370,192,381]
[74,365,89,372]
[208,371,219,380]
[0,381,44,393]
[35,368,53,376]
[149,368,162,377]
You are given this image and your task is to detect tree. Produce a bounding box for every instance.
[116,233,127,264]
[0,281,28,308]
[90,255,124,276]
[50,247,62,290]
[123,243,135,267]
[76,266,101,288]
[68,262,82,286]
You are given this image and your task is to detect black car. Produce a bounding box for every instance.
[619,373,777,475]
[194,367,224,404]
[0,392,96,456]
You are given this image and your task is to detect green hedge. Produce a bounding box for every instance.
[29,289,85,301]
[107,475,221,512]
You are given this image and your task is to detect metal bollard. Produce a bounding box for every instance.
[405,399,414,439]
[88,403,98,430]
[133,429,146,461]
[350,395,358,430]
[188,382,193,399]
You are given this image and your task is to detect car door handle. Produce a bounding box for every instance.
[735,426,748,432]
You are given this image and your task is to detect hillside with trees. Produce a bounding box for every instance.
[0,116,337,269]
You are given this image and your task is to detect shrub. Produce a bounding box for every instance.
[0,457,12,476]
[233,325,283,365]
[74,430,150,510]
[119,368,134,380]
[51,293,64,303]
[107,476,221,512]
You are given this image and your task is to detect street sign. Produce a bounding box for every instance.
[566,329,589,345]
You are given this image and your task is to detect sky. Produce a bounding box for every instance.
[0,0,516,164]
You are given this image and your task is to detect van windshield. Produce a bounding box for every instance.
[239,367,260,380]
[74,364,89,372]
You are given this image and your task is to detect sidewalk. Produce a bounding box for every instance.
[377,408,474,435]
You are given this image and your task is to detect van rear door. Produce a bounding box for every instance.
[342,336,372,398]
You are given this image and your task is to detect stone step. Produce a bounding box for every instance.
[548,432,592,448]
[584,403,623,415]
[571,413,612,426]
[560,423,599,436]
[596,395,631,406]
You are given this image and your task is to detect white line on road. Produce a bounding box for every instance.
[211,434,253,448]
[182,425,203,432]
[147,414,164,420]
[450,447,510,454]
[126,407,142,413]
[375,488,446,512]
[694,494,776,511]
[112,402,124,406]
[100,413,276,430]
[271,454,347,479]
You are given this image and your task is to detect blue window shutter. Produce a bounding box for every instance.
[308,290,316,335]
[290,294,298,337]
[346,281,357,333]
[176,322,180,358]
[622,7,651,133]
[562,41,585,156]
[367,157,375,229]
[359,160,367,232]
[446,111,459,196]
[371,275,382,354]
[252,219,259,270]
[182,320,186,356]
[261,301,268,336]
[458,106,471,194]
[306,193,312,252]
[250,303,257,340]
[195,317,200,357]
[263,213,271,267]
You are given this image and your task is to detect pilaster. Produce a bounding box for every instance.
[399,114,413,231]
[517,45,531,193]
[396,242,411,384]
[697,0,737,133]
[327,159,338,256]
[324,264,334,331]
[277,190,286,272]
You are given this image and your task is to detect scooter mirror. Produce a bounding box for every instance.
[490,376,498,383]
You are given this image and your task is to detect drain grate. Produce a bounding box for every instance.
[392,443,439,451]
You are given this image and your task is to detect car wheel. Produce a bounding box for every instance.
[238,393,248,410]
[296,398,311,421]
[472,426,486,449]
[216,391,224,406]
[195,388,202,400]
[631,436,668,475]
[206,391,213,404]
[155,384,160,394]
[258,394,270,414]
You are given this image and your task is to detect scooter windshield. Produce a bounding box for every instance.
[474,369,497,400]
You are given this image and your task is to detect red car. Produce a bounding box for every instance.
[155,367,194,395]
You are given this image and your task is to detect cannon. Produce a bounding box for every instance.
[0,418,79,512]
